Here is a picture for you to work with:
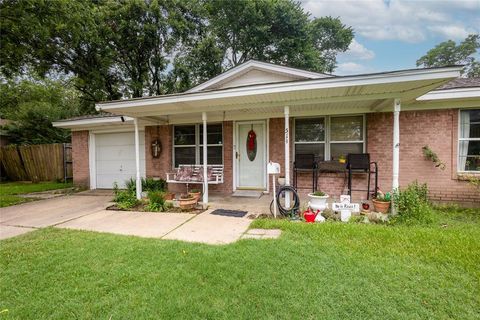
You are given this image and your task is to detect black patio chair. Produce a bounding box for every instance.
[346,153,378,199]
[293,154,317,192]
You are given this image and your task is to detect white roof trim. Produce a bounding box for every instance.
[186,60,330,93]
[52,116,133,128]
[96,66,462,112]
[417,87,480,101]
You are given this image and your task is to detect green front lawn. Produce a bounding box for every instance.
[0,181,73,207]
[0,207,479,319]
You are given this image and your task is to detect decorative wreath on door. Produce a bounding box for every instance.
[246,126,257,161]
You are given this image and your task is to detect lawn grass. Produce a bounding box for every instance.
[0,181,73,207]
[0,207,479,319]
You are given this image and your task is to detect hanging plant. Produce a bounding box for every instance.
[422,145,445,170]
[246,128,257,161]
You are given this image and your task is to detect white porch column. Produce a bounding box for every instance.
[134,117,142,200]
[392,99,401,214]
[284,106,290,207]
[202,112,208,206]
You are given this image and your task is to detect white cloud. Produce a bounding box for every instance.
[427,25,471,40]
[335,62,373,75]
[343,39,375,60]
[302,0,480,43]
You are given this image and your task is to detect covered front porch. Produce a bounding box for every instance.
[95,66,461,207]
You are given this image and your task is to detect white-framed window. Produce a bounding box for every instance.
[294,114,365,161]
[173,123,223,168]
[458,109,480,172]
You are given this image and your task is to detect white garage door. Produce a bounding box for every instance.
[95,132,146,189]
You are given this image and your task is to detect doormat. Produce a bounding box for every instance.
[210,209,248,218]
[232,190,263,198]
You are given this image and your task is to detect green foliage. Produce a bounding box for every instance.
[312,191,326,196]
[422,145,446,170]
[124,177,167,193]
[375,191,391,202]
[0,181,73,207]
[205,0,353,73]
[392,181,435,225]
[145,191,171,212]
[416,34,480,77]
[1,0,353,106]
[0,79,81,144]
[2,212,479,319]
[142,178,167,192]
[113,184,139,210]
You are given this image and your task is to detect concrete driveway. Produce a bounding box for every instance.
[0,194,254,245]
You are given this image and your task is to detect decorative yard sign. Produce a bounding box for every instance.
[332,195,360,222]
[246,128,257,161]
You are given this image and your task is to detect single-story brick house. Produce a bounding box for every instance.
[54,60,480,206]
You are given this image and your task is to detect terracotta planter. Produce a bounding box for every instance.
[189,192,201,201]
[179,197,197,210]
[164,192,175,201]
[372,199,390,213]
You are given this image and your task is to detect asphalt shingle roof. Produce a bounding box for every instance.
[435,78,480,90]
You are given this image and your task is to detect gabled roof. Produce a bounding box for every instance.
[186,59,332,93]
[435,77,480,90]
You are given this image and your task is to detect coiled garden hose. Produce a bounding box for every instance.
[270,185,300,217]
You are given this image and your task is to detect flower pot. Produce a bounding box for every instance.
[189,192,201,201]
[277,177,285,186]
[179,197,197,210]
[372,199,390,213]
[307,193,329,212]
[164,192,175,201]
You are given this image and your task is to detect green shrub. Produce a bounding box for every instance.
[113,182,139,209]
[142,178,167,192]
[123,178,166,193]
[392,181,435,225]
[146,191,171,212]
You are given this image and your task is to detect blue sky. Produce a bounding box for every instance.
[301,0,480,75]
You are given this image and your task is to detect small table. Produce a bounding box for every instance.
[316,161,348,193]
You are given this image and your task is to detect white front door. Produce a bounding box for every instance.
[236,121,266,189]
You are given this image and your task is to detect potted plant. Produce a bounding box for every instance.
[307,190,329,211]
[372,191,391,213]
[338,155,346,164]
[277,176,286,186]
[164,192,175,200]
[178,194,197,210]
[188,188,201,201]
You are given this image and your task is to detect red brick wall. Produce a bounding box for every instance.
[145,121,233,195]
[368,109,479,205]
[72,130,89,187]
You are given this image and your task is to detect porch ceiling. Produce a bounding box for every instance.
[96,66,462,122]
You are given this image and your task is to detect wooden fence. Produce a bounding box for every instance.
[0,143,72,182]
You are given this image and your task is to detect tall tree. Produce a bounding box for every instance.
[205,0,353,73]
[416,34,480,78]
[1,0,354,110]
[0,79,82,144]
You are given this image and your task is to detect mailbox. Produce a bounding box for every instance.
[267,161,281,174]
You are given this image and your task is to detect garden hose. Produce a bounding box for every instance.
[270,185,300,217]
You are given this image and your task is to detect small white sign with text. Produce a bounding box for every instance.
[333,195,360,222]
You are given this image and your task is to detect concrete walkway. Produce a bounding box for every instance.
[0,194,256,244]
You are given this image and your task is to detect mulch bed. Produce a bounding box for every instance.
[106,204,205,214]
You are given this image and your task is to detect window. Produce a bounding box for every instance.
[294,117,325,162]
[330,115,364,160]
[459,109,480,172]
[294,115,364,161]
[173,124,223,168]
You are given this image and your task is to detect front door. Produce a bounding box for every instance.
[236,121,266,189]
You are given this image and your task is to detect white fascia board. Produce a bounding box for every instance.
[186,60,330,93]
[52,116,134,129]
[96,67,462,112]
[417,87,480,101]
